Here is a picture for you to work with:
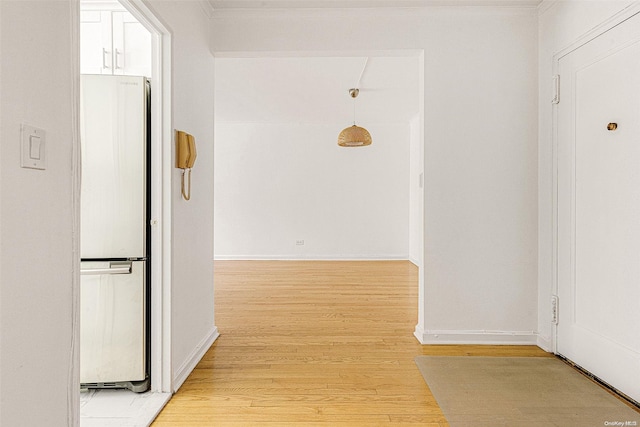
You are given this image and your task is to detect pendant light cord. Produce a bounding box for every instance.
[353,98,356,125]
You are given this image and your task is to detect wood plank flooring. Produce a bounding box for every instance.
[152,260,551,426]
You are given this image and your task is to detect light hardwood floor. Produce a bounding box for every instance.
[152,260,551,426]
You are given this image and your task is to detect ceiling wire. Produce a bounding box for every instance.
[355,57,369,90]
[352,57,368,125]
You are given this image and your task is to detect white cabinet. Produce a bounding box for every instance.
[80,10,151,77]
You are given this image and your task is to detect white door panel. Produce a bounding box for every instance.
[557,12,640,402]
[112,11,152,77]
[80,11,112,75]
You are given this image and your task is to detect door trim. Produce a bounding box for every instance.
[73,0,174,402]
[118,0,173,394]
[70,2,81,424]
[550,3,640,354]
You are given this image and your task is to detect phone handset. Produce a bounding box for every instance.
[176,130,197,200]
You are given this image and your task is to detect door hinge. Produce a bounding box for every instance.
[551,295,559,324]
[551,75,560,104]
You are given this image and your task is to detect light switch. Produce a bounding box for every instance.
[29,135,41,160]
[21,124,46,170]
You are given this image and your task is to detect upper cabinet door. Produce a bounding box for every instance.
[112,11,152,77]
[80,11,113,75]
[81,10,151,78]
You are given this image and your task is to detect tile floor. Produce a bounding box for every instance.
[80,389,171,427]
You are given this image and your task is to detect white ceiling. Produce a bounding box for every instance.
[211,0,542,125]
[214,55,421,125]
[208,0,542,9]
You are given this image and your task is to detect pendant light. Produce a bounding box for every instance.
[338,58,372,147]
[338,88,372,147]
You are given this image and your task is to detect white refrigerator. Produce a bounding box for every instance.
[80,74,149,393]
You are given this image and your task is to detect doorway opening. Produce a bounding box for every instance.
[212,51,425,334]
[76,0,173,424]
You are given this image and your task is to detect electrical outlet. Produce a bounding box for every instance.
[551,295,559,325]
[296,240,305,246]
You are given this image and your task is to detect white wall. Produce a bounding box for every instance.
[148,0,217,390]
[0,1,216,423]
[408,115,423,266]
[0,1,78,425]
[421,10,537,342]
[214,123,410,259]
[211,6,539,344]
[537,0,635,350]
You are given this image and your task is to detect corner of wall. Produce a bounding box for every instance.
[536,333,553,352]
[413,324,427,344]
[172,327,219,392]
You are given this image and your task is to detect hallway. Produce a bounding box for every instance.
[152,261,549,426]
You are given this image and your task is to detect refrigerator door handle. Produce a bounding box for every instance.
[81,262,132,276]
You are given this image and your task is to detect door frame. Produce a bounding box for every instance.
[550,2,640,354]
[212,49,426,341]
[117,0,174,394]
[72,0,174,398]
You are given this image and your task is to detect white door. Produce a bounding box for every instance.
[557,12,640,402]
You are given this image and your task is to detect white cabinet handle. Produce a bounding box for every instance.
[114,48,121,69]
[102,48,110,69]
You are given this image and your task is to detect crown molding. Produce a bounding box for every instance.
[210,0,541,9]
[212,4,539,19]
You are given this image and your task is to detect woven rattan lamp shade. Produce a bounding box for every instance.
[337,124,372,147]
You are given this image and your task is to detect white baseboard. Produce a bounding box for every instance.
[415,329,538,345]
[172,326,219,392]
[214,255,408,261]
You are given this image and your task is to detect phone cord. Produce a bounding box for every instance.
[181,168,191,201]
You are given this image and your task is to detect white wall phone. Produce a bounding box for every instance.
[176,130,197,200]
